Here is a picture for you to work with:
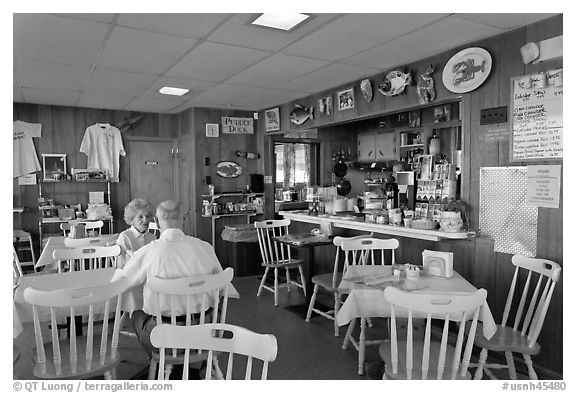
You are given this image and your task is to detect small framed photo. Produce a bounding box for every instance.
[318,96,333,115]
[264,107,280,132]
[206,123,219,138]
[337,88,355,110]
[42,154,67,181]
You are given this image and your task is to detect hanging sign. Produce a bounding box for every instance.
[526,165,561,208]
[221,117,254,134]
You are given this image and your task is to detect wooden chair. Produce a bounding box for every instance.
[340,237,399,375]
[472,255,562,380]
[305,233,373,336]
[151,323,278,380]
[380,286,487,380]
[254,219,306,306]
[148,221,160,237]
[53,245,121,273]
[23,278,128,379]
[13,229,36,273]
[64,237,112,248]
[60,220,104,237]
[13,246,24,278]
[147,267,234,380]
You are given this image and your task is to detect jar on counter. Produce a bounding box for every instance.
[212,203,219,216]
[376,211,388,225]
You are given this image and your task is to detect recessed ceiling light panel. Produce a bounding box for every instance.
[252,13,309,31]
[159,86,190,96]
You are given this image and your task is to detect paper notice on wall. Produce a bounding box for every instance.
[526,165,561,208]
[89,191,105,204]
[18,173,37,185]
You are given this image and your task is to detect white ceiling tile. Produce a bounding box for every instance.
[117,13,232,38]
[283,13,450,61]
[166,41,271,82]
[123,97,186,113]
[343,16,504,69]
[17,59,91,90]
[13,14,110,66]
[13,87,24,102]
[142,76,215,98]
[456,13,556,30]
[207,13,341,52]
[85,68,158,95]
[77,92,135,110]
[189,84,267,106]
[225,53,329,88]
[53,14,116,23]
[22,88,80,107]
[98,26,197,74]
[277,63,380,93]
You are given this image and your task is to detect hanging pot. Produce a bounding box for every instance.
[334,161,348,177]
[336,178,352,196]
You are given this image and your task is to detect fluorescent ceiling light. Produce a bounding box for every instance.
[159,86,189,96]
[252,13,309,31]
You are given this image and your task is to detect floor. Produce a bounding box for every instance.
[14,274,526,380]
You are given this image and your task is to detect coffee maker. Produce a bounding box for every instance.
[395,171,416,210]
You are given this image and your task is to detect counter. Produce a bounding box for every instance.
[280,211,468,242]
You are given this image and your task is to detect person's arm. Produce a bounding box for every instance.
[111,246,148,287]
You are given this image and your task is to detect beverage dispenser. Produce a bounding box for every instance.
[395,171,416,210]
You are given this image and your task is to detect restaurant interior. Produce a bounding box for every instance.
[12,12,564,382]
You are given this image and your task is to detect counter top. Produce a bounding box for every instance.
[280,211,469,242]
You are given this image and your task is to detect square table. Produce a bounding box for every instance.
[35,234,119,269]
[335,265,497,375]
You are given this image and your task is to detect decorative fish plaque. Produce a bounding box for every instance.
[289,104,314,125]
[378,70,412,96]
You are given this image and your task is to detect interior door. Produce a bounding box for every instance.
[128,138,177,216]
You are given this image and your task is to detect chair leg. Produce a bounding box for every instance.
[285,268,291,292]
[522,354,538,380]
[358,317,366,375]
[274,267,279,307]
[257,267,269,296]
[505,351,517,380]
[297,264,306,297]
[343,318,356,350]
[306,284,319,322]
[333,293,340,337]
[104,371,112,380]
[473,348,488,380]
[148,359,157,380]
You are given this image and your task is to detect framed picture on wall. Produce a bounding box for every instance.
[206,123,219,137]
[318,96,333,116]
[264,107,281,132]
[42,154,67,181]
[337,88,355,110]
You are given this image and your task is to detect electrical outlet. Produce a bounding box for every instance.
[205,157,210,166]
[480,106,508,125]
[205,176,211,185]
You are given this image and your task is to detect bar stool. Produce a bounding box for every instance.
[13,229,36,273]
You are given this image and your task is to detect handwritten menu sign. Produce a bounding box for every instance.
[510,68,563,161]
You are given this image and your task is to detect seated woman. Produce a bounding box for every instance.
[116,198,156,268]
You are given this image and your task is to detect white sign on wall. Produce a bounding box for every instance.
[222,117,254,134]
[206,123,219,138]
[526,165,561,208]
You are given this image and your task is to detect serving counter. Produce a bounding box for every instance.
[279,211,468,242]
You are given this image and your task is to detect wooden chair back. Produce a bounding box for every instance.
[64,237,111,248]
[53,245,121,273]
[60,220,104,236]
[501,255,562,348]
[151,323,278,380]
[148,221,159,236]
[331,233,373,287]
[23,278,128,379]
[340,237,399,276]
[254,219,295,265]
[384,286,487,380]
[13,246,23,278]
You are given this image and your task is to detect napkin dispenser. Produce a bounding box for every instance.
[422,249,453,278]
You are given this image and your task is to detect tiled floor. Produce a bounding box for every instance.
[13,274,526,380]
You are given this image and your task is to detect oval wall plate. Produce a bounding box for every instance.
[216,161,243,178]
[442,47,492,93]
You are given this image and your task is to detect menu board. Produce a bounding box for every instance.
[510,68,563,161]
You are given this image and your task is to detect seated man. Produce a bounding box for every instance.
[113,199,224,357]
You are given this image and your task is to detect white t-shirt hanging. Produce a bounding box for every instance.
[80,123,125,182]
[13,120,42,178]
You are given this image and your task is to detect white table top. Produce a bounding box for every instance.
[336,265,497,339]
[35,234,119,268]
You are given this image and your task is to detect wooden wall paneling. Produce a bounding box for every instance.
[472,237,498,313]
